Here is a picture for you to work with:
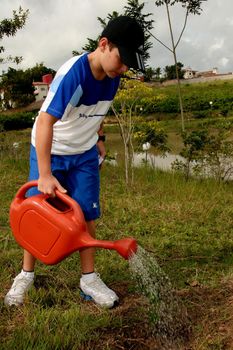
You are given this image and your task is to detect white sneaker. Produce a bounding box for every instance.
[4,271,34,306]
[80,273,119,308]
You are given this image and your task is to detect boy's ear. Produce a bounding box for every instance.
[99,37,108,52]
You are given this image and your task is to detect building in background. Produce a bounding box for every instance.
[183,67,233,79]
[33,74,53,102]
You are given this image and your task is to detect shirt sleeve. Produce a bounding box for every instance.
[41,57,85,119]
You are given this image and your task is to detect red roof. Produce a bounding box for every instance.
[32,82,49,86]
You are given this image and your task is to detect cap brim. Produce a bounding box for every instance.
[118,46,145,72]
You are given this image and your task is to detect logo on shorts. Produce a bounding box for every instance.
[92,202,98,209]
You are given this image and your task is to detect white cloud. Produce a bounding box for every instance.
[226,17,233,26]
[218,57,229,68]
[1,0,233,74]
[210,38,224,52]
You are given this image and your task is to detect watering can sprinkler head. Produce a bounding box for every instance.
[10,181,138,264]
[112,237,137,260]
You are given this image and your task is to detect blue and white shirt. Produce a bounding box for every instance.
[31,53,120,155]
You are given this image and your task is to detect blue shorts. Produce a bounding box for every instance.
[27,145,100,221]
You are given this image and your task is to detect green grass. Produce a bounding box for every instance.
[1,129,233,349]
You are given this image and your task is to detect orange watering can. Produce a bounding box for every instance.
[9,181,137,265]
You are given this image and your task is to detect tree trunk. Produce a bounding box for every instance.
[166,3,185,132]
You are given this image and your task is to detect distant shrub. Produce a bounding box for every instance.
[192,110,209,119]
[0,112,36,131]
[220,109,229,117]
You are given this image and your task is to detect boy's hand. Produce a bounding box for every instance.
[97,140,106,169]
[38,175,67,197]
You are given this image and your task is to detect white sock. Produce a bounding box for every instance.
[81,272,96,283]
[21,269,34,279]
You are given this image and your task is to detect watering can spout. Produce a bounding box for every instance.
[82,236,137,260]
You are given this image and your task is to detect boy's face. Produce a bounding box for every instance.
[99,38,129,78]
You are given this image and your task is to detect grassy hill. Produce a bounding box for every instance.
[1,128,233,349]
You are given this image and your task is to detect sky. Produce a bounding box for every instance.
[1,0,233,75]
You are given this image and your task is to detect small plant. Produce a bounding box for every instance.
[172,129,208,180]
[111,76,154,185]
[204,129,233,182]
[134,120,169,152]
[172,126,233,182]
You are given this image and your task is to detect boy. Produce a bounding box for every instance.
[5,16,145,308]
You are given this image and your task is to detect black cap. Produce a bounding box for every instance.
[101,16,145,72]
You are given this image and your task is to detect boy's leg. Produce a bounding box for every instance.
[23,249,36,271]
[66,148,119,308]
[79,222,119,309]
[4,250,35,306]
[79,220,96,273]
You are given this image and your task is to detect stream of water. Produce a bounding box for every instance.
[129,246,190,349]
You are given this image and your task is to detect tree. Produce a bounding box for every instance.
[144,67,156,82]
[0,67,34,108]
[150,0,207,131]
[164,62,184,80]
[0,64,55,109]
[112,76,169,183]
[72,11,120,55]
[124,0,154,64]
[96,11,120,30]
[27,63,56,82]
[155,67,162,80]
[0,7,29,64]
[73,0,154,66]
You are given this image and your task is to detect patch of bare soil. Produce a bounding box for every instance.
[81,282,188,350]
[182,277,233,350]
[81,279,233,350]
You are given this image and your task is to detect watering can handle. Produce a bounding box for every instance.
[15,181,81,213]
[15,180,39,199]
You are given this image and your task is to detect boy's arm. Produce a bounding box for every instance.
[35,112,67,197]
[97,122,106,165]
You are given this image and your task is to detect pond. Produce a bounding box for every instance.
[105,133,233,181]
[105,133,183,171]
[106,152,184,171]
